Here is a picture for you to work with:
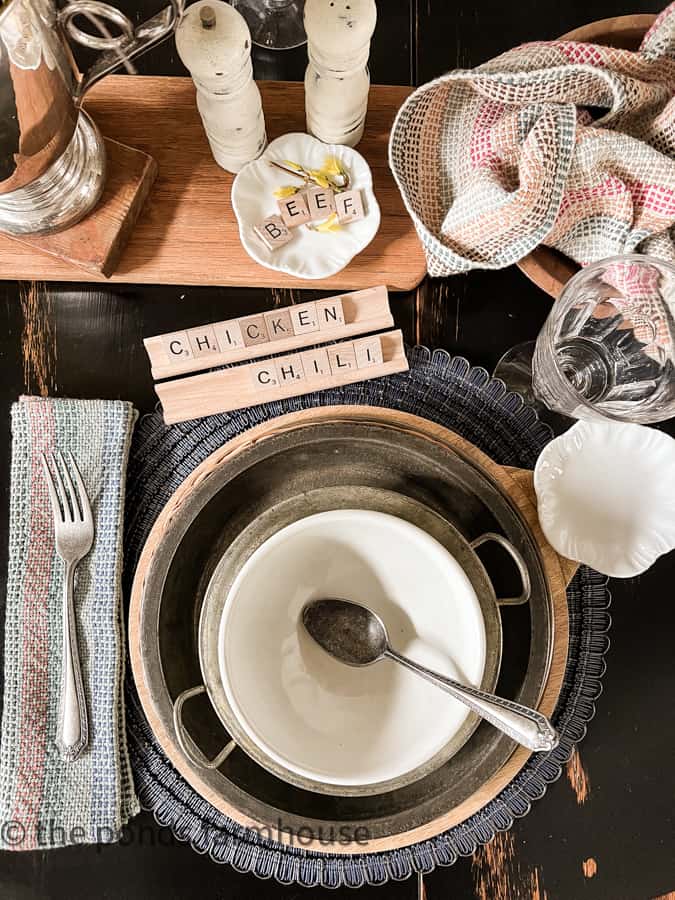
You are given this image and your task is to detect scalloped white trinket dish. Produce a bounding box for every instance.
[231,132,380,279]
[534,420,675,578]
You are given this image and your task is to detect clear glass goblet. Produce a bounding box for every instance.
[232,0,306,50]
[496,255,675,426]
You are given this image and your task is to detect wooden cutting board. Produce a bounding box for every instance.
[0,78,426,291]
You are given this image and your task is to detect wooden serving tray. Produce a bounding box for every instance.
[0,78,426,291]
[130,406,576,853]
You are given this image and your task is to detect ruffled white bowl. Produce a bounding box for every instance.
[534,420,675,578]
[231,132,381,280]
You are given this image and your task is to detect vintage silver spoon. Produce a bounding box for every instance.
[302,597,559,753]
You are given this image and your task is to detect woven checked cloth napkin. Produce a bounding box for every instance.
[389,4,675,276]
[0,397,139,850]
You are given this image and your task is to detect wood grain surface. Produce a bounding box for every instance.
[1,1,673,898]
[0,79,426,291]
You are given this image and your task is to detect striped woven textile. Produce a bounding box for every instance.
[0,397,139,850]
[389,4,675,276]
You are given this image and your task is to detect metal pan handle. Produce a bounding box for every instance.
[172,685,236,771]
[470,533,531,607]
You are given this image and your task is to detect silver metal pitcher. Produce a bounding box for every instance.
[0,0,182,235]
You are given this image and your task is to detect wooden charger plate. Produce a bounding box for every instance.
[516,14,657,298]
[129,406,574,853]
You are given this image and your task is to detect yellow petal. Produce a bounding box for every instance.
[322,156,343,176]
[282,159,304,171]
[274,185,299,198]
[314,213,342,233]
[308,170,331,188]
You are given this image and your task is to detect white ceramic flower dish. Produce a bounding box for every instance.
[231,132,381,279]
[534,420,675,578]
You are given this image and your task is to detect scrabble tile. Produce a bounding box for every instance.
[249,361,279,390]
[263,308,294,342]
[327,343,357,374]
[240,314,270,346]
[187,325,221,357]
[354,336,384,369]
[316,297,345,330]
[289,302,320,335]
[278,193,312,228]
[274,354,306,385]
[335,189,365,224]
[162,331,193,361]
[301,347,331,378]
[305,186,336,221]
[213,319,245,352]
[253,215,293,249]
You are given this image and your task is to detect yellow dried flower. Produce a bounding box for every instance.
[312,213,342,233]
[308,170,331,189]
[322,156,344,177]
[274,185,299,199]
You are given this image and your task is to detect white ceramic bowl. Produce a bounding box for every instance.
[534,420,675,577]
[217,509,487,789]
[231,132,381,279]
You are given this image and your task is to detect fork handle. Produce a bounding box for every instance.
[57,561,88,762]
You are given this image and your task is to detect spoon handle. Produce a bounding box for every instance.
[384,648,559,753]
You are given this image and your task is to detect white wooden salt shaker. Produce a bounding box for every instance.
[176,0,267,174]
[304,0,377,148]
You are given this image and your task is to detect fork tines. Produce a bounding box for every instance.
[41,451,92,525]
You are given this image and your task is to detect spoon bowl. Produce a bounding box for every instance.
[303,597,559,753]
[301,597,389,666]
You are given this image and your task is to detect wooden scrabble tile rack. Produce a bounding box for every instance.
[156,330,408,423]
[0,77,426,291]
[144,285,393,379]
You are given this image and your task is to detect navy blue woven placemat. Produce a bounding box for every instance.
[122,348,610,889]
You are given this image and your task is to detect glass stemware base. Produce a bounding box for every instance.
[232,0,306,50]
[493,342,574,435]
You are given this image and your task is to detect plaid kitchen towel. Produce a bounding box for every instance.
[389,4,675,276]
[0,397,139,850]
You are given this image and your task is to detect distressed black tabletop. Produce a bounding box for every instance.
[0,2,673,899]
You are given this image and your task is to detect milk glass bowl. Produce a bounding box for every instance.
[532,255,675,424]
[534,420,675,577]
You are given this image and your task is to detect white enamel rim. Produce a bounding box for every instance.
[217,509,488,787]
[534,420,675,578]
[231,132,381,280]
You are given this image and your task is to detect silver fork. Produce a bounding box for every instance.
[41,451,94,762]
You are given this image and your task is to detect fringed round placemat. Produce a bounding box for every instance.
[122,348,610,889]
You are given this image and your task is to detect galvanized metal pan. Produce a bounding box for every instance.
[178,486,532,795]
[129,407,564,854]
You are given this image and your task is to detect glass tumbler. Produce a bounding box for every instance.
[532,255,675,424]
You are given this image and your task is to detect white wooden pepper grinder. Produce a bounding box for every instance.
[304,0,377,147]
[176,0,267,173]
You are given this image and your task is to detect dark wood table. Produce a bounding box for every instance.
[1,2,673,898]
